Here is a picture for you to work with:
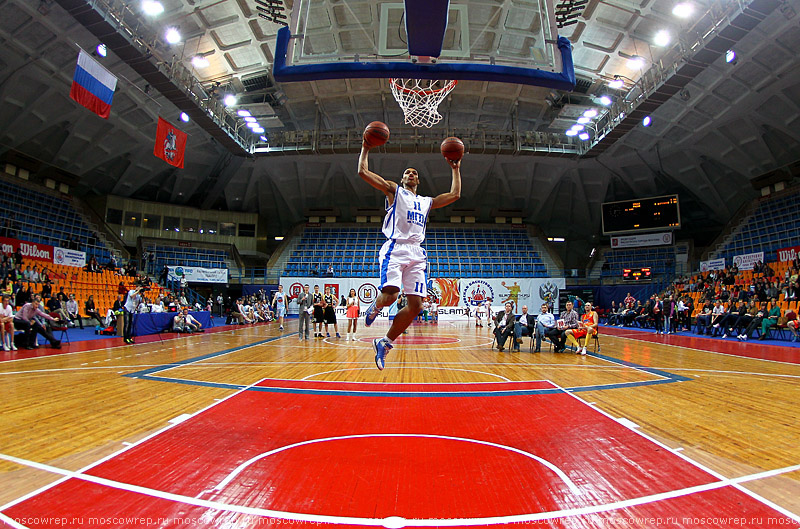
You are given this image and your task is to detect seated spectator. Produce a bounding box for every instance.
[709,300,727,336]
[738,302,769,341]
[173,307,202,332]
[22,266,33,282]
[105,255,118,271]
[1,294,16,351]
[513,305,535,346]
[40,280,52,300]
[85,257,101,273]
[719,301,746,338]
[46,295,69,323]
[56,287,68,304]
[0,279,11,298]
[694,302,713,334]
[84,295,104,326]
[13,299,61,349]
[65,294,83,329]
[786,310,799,342]
[634,301,652,328]
[493,302,517,351]
[15,283,32,310]
[553,301,579,353]
[758,298,781,341]
[30,265,41,283]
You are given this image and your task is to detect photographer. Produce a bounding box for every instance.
[173,307,202,333]
[123,285,146,344]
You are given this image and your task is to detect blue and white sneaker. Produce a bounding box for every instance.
[373,338,392,370]
[364,302,379,327]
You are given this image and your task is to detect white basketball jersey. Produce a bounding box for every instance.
[382,186,433,243]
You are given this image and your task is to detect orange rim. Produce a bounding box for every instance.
[390,79,458,96]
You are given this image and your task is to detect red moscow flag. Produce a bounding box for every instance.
[154,117,187,168]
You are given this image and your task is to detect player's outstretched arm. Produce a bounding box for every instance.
[432,158,461,209]
[358,143,397,198]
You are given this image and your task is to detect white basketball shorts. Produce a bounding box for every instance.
[378,240,427,297]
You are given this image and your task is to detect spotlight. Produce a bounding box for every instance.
[726,49,736,63]
[583,108,598,118]
[608,77,624,89]
[165,27,181,44]
[252,127,265,133]
[246,122,260,129]
[672,2,693,17]
[570,123,584,131]
[578,132,590,140]
[180,112,190,122]
[260,135,268,142]
[642,115,651,127]
[565,129,578,136]
[223,94,237,107]
[96,43,107,57]
[142,0,164,16]
[244,116,257,123]
[237,109,251,117]
[628,55,646,69]
[191,55,209,68]
[654,30,671,47]
[577,117,590,124]
[599,95,612,105]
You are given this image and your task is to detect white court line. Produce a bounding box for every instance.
[0,375,268,514]
[1,451,798,527]
[210,433,580,495]
[550,380,800,525]
[599,327,800,366]
[301,367,511,382]
[0,512,27,529]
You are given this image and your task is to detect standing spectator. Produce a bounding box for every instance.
[652,296,664,334]
[216,293,224,317]
[1,294,16,351]
[345,288,360,341]
[123,286,145,344]
[159,265,169,286]
[13,299,61,349]
[296,284,312,340]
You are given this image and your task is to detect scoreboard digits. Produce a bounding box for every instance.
[623,268,652,281]
[602,195,680,235]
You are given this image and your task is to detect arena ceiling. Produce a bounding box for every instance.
[0,0,799,266]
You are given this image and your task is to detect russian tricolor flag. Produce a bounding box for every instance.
[70,50,118,119]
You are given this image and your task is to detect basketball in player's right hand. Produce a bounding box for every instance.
[363,121,390,148]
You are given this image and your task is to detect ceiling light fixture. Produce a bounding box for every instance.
[244,116,257,123]
[165,27,181,44]
[252,127,265,133]
[96,43,107,57]
[237,109,251,117]
[179,112,190,122]
[565,129,578,136]
[726,49,737,63]
[191,55,209,68]
[608,77,624,89]
[577,117,590,124]
[642,115,652,127]
[628,55,646,69]
[583,108,598,118]
[672,2,693,17]
[142,0,164,16]
[578,132,590,140]
[599,95,612,105]
[223,94,237,107]
[654,30,671,47]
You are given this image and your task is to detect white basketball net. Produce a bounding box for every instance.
[390,78,458,128]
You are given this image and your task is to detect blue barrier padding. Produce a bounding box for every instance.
[273,27,576,91]
[405,0,449,58]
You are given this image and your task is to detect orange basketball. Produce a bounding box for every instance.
[363,121,390,147]
[440,136,464,161]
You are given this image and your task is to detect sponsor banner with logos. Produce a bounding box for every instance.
[168,266,228,283]
[0,237,54,263]
[280,277,566,319]
[610,232,673,249]
[732,252,764,271]
[53,247,86,268]
[776,246,800,263]
[459,278,566,316]
[699,258,726,272]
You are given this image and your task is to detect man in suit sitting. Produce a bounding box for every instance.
[513,305,535,351]
[494,302,516,352]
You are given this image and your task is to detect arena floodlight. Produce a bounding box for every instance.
[599,95,612,106]
[179,112,190,122]
[191,55,209,68]
[642,115,651,127]
[142,0,164,16]
[244,116,257,123]
[654,30,671,47]
[96,44,107,57]
[608,77,624,89]
[578,132,590,140]
[672,2,693,17]
[246,122,260,129]
[583,109,598,118]
[252,127,265,133]
[577,117,590,124]
[165,27,181,44]
[726,49,737,63]
[570,123,584,131]
[223,94,237,107]
[565,129,578,136]
[237,109,251,117]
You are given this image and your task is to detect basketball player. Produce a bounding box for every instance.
[359,142,461,370]
[272,284,288,330]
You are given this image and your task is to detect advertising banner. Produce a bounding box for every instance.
[610,232,673,249]
[699,258,726,272]
[53,247,86,268]
[279,277,566,320]
[776,246,800,263]
[0,237,54,264]
[732,252,764,271]
[168,266,228,284]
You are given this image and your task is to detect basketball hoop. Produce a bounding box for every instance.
[390,78,457,128]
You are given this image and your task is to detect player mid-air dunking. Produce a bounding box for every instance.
[358,131,462,370]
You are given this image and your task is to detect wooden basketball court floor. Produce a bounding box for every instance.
[0,320,798,528]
